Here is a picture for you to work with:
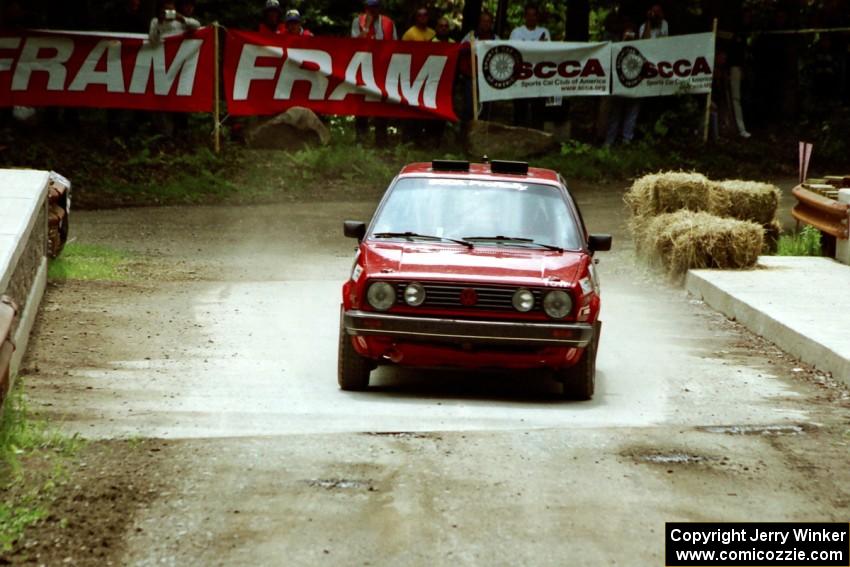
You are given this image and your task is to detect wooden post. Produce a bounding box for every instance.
[470,39,480,121]
[702,18,718,144]
[213,22,221,154]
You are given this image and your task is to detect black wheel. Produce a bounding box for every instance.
[338,320,371,391]
[561,321,601,401]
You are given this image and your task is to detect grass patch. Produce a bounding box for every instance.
[0,380,83,551]
[48,243,130,282]
[776,225,823,256]
[538,140,674,182]
[233,135,465,201]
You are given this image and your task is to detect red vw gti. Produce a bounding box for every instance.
[339,160,611,399]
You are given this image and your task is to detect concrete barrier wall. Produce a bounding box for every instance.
[0,169,50,399]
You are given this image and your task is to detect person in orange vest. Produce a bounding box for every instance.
[351,0,397,147]
[351,0,397,40]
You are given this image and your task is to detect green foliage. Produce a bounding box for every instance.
[0,381,83,551]
[48,244,130,281]
[537,140,672,182]
[0,383,82,472]
[0,500,46,552]
[776,226,823,257]
[650,91,703,140]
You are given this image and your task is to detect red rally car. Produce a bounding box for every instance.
[339,160,612,399]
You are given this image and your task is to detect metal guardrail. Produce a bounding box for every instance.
[0,296,18,405]
[792,185,850,239]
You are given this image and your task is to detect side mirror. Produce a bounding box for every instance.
[344,220,366,240]
[588,234,612,253]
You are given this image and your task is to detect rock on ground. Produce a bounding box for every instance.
[467,120,558,160]
[246,107,331,150]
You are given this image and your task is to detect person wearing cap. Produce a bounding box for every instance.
[402,7,434,42]
[284,9,314,37]
[352,0,397,147]
[259,0,285,34]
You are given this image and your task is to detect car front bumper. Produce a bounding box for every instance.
[343,310,594,347]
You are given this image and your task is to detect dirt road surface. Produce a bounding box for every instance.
[18,181,850,566]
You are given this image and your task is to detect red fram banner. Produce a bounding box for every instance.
[224,32,460,120]
[0,28,215,113]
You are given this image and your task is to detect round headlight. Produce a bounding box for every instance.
[543,290,573,319]
[404,282,426,307]
[512,288,535,312]
[367,282,395,311]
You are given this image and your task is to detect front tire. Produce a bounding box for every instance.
[338,322,371,391]
[561,321,601,401]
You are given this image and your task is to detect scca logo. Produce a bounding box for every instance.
[482,45,523,89]
[515,59,605,81]
[616,45,712,87]
[482,45,605,89]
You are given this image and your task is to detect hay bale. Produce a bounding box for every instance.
[709,180,780,225]
[636,211,764,278]
[624,171,712,218]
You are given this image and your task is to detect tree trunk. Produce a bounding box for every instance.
[495,0,510,38]
[566,0,590,41]
[461,0,483,35]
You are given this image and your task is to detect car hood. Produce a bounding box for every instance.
[362,242,584,285]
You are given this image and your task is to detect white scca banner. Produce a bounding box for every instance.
[612,32,715,97]
[475,40,611,102]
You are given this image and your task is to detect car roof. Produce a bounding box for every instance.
[398,162,563,186]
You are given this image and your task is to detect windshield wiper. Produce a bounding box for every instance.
[462,236,564,252]
[373,232,473,248]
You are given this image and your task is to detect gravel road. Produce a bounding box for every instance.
[18,181,850,566]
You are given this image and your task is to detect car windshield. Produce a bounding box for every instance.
[370,177,583,251]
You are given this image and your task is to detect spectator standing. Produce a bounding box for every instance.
[258,0,285,35]
[606,5,668,146]
[426,17,455,146]
[402,7,435,42]
[149,0,200,45]
[461,9,498,44]
[460,10,499,123]
[352,0,397,40]
[604,22,640,146]
[401,8,434,144]
[595,5,627,140]
[432,17,455,43]
[725,12,751,138]
[149,0,200,137]
[284,9,314,37]
[640,4,668,39]
[510,5,550,130]
[352,0,397,147]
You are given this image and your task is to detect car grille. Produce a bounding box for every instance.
[394,282,543,311]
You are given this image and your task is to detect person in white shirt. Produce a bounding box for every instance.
[149,0,200,45]
[509,5,550,42]
[149,0,200,137]
[510,5,549,129]
[639,4,668,39]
